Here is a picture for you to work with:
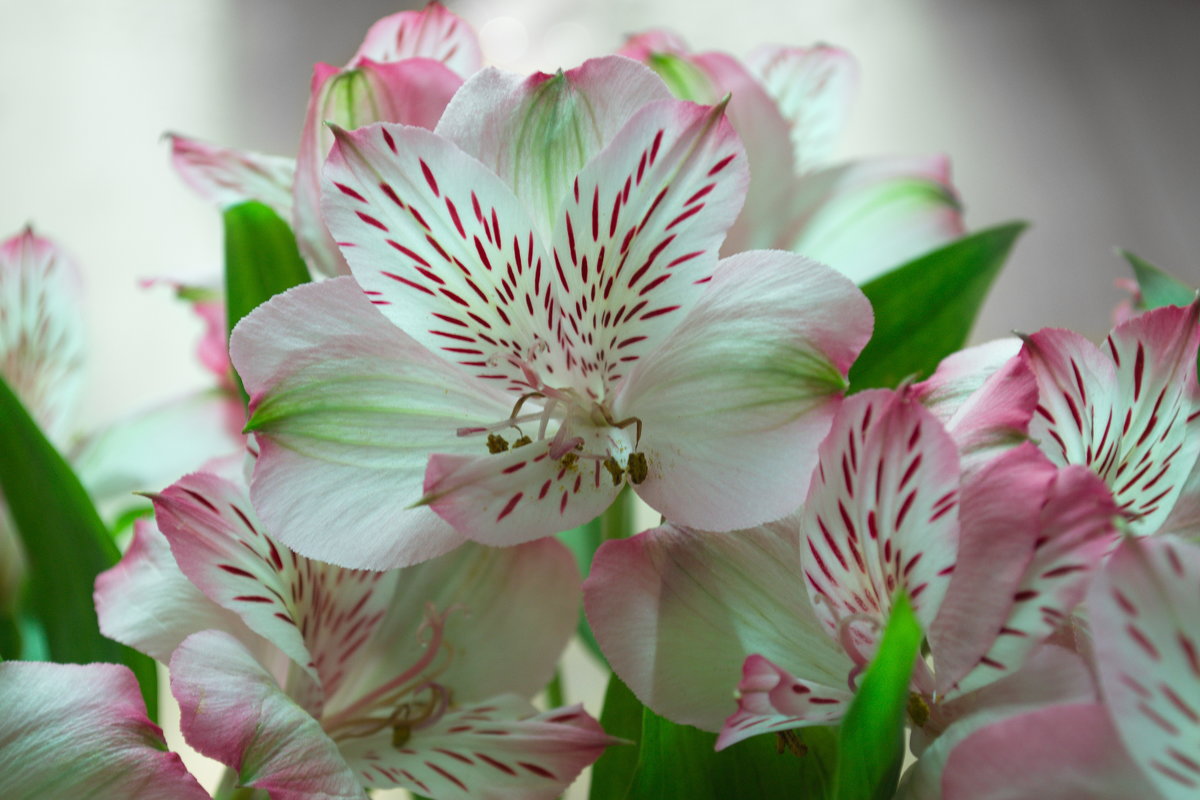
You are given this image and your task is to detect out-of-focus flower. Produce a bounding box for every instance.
[619,31,966,283]
[0,661,209,800]
[229,55,872,568]
[171,3,479,278]
[939,534,1200,799]
[96,472,612,799]
[585,389,1115,754]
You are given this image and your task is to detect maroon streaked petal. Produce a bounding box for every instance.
[353,3,482,78]
[716,655,853,750]
[1090,535,1200,799]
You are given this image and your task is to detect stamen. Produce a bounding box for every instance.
[512,435,532,448]
[626,452,648,484]
[603,457,624,486]
[907,692,930,727]
[487,434,509,453]
[775,729,808,758]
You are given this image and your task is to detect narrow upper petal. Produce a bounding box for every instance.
[294,59,462,277]
[153,472,396,700]
[0,226,85,441]
[335,696,613,800]
[1024,302,1200,535]
[549,98,748,396]
[584,519,852,732]
[168,133,295,220]
[230,277,510,568]
[789,155,966,283]
[745,44,859,174]
[170,630,367,800]
[0,662,209,800]
[800,389,961,646]
[436,58,672,241]
[716,654,853,750]
[322,122,561,391]
[353,3,482,78]
[616,250,872,530]
[1090,535,1200,798]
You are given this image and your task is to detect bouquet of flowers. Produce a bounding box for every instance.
[2,5,1197,799]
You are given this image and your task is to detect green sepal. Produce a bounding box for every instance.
[850,223,1026,391]
[1121,250,1195,309]
[0,376,158,714]
[831,592,923,800]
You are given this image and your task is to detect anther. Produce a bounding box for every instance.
[775,729,808,758]
[626,452,648,484]
[512,435,532,448]
[487,434,509,454]
[603,457,624,486]
[560,452,580,469]
[907,692,930,728]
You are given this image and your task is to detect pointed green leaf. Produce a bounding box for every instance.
[0,376,157,712]
[832,592,923,800]
[850,223,1026,391]
[589,674,645,800]
[1121,250,1195,309]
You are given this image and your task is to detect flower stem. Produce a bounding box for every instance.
[545,668,565,708]
[600,486,637,542]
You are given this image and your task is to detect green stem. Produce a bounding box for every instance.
[600,486,637,542]
[545,668,565,708]
[213,768,266,800]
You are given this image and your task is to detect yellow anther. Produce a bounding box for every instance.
[560,452,579,470]
[907,692,930,728]
[603,457,624,486]
[775,729,807,758]
[487,434,509,454]
[626,452,648,484]
[512,435,533,449]
[392,725,411,748]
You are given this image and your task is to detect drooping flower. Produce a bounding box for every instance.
[939,534,1200,799]
[618,30,965,283]
[171,2,479,277]
[585,387,1116,754]
[95,472,613,799]
[0,661,209,800]
[229,55,872,568]
[1022,301,1200,535]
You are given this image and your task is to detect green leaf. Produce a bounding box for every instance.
[850,223,1026,391]
[1121,250,1195,310]
[223,201,311,402]
[0,376,157,712]
[832,592,923,800]
[589,674,644,800]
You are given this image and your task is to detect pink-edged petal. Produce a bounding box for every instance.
[0,662,209,800]
[584,520,852,732]
[745,44,859,174]
[153,472,395,699]
[168,133,295,219]
[322,123,561,390]
[329,538,580,711]
[932,445,1117,695]
[436,57,672,240]
[231,277,515,568]
[353,3,481,78]
[94,518,259,664]
[801,389,960,646]
[71,388,244,519]
[550,98,748,394]
[170,630,366,800]
[1025,302,1200,535]
[717,655,853,750]
[940,703,1156,800]
[915,340,1037,473]
[422,440,622,546]
[294,59,462,278]
[0,226,84,441]
[1160,457,1200,536]
[1090,535,1200,798]
[790,155,966,283]
[336,696,613,799]
[616,250,871,530]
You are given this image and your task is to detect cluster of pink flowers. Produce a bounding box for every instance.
[2,4,1198,799]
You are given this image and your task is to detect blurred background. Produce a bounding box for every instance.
[1,0,1197,795]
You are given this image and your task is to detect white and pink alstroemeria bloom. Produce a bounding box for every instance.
[172,2,479,277]
[0,661,208,800]
[229,55,872,568]
[95,472,612,800]
[619,30,965,283]
[940,533,1200,800]
[1022,300,1200,536]
[585,388,1116,753]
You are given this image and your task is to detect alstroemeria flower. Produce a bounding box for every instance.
[229,55,872,567]
[619,30,965,283]
[585,388,1116,753]
[95,473,612,799]
[0,661,208,800]
[940,533,1200,799]
[172,2,478,277]
[1022,301,1200,535]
